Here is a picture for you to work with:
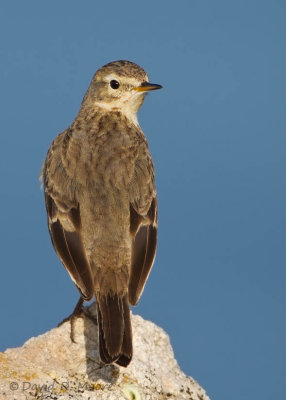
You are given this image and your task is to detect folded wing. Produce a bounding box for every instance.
[128,154,158,306]
[45,192,94,301]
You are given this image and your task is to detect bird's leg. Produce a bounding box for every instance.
[58,297,84,342]
[58,297,84,326]
[58,297,97,343]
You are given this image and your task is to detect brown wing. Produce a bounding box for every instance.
[128,145,158,306]
[45,192,94,301]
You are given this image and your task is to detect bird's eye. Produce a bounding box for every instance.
[110,80,120,89]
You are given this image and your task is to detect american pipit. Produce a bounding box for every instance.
[42,60,162,367]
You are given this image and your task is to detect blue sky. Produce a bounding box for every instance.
[0,1,285,398]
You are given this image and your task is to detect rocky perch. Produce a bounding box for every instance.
[0,303,210,399]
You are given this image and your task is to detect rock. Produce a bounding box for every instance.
[0,303,210,399]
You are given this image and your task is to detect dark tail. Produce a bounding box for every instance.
[96,292,132,367]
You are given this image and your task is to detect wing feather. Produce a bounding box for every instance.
[45,193,94,300]
[129,197,157,305]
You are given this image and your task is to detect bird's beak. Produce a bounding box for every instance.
[133,81,163,92]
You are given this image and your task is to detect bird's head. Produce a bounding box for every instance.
[81,60,162,124]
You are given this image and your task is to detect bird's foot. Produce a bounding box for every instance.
[57,298,97,343]
[57,297,85,343]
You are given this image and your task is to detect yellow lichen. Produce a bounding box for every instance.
[94,383,102,390]
[122,374,139,385]
[24,373,37,381]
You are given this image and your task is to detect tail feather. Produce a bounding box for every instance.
[115,295,133,367]
[97,293,132,366]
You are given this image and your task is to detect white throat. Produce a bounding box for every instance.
[94,101,139,127]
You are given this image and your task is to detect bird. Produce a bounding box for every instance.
[41,60,162,367]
